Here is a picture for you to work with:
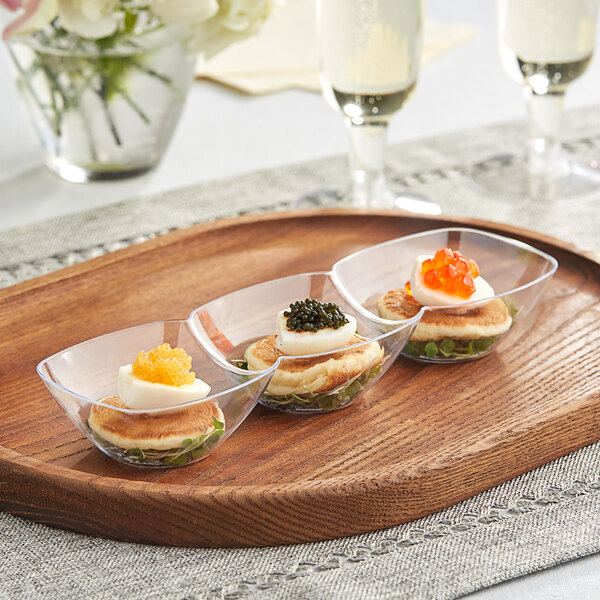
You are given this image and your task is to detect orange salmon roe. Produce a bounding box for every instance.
[420,248,480,299]
[131,343,195,386]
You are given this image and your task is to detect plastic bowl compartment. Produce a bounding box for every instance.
[332,228,558,364]
[189,272,420,413]
[37,320,275,468]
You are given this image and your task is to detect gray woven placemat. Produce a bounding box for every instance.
[1,104,600,600]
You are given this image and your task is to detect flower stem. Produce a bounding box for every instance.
[130,60,177,91]
[81,103,100,162]
[97,81,123,146]
[7,44,60,136]
[38,61,67,136]
[114,84,151,124]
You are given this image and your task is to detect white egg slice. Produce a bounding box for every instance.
[410,255,495,307]
[117,365,211,410]
[275,310,357,356]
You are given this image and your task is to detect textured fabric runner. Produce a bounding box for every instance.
[1,105,600,600]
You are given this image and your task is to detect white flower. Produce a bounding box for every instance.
[1,0,279,48]
[150,0,218,25]
[190,0,278,58]
[58,0,119,39]
[2,0,59,40]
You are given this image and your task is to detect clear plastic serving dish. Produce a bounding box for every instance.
[37,227,559,469]
[37,320,275,468]
[189,272,420,413]
[332,228,558,363]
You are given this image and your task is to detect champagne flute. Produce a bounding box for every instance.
[472,0,600,200]
[315,0,440,214]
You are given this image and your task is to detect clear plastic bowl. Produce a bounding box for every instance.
[189,272,420,413]
[37,320,275,468]
[332,228,558,363]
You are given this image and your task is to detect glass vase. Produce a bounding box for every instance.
[6,23,196,182]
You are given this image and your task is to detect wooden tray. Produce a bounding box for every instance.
[2,210,600,548]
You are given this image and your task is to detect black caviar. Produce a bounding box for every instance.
[283,298,349,333]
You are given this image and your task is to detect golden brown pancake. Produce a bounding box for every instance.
[245,334,384,397]
[377,288,512,341]
[88,395,224,450]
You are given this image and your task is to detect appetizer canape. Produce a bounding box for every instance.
[244,299,384,411]
[378,247,517,360]
[88,343,225,466]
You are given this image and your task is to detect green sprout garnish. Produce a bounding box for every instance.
[262,362,384,412]
[424,342,438,358]
[230,359,249,370]
[403,298,520,361]
[404,338,497,359]
[88,416,225,467]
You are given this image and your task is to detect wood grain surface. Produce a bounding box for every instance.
[1,209,600,548]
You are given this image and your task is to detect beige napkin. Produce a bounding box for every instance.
[195,0,477,95]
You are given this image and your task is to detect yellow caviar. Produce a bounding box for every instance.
[131,343,195,386]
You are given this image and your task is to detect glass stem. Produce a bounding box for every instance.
[346,118,391,208]
[523,86,567,178]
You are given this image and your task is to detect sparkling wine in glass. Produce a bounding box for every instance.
[472,0,600,200]
[316,0,440,214]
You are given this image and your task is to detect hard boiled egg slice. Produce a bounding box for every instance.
[118,364,211,410]
[275,310,357,356]
[410,255,495,307]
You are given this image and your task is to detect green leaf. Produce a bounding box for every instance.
[404,336,499,360]
[181,438,193,448]
[507,300,519,320]
[318,395,336,411]
[368,364,383,380]
[402,341,421,357]
[345,380,363,398]
[473,337,494,352]
[165,454,188,466]
[127,447,145,459]
[124,11,138,34]
[439,338,455,356]
[424,342,439,358]
[266,363,383,411]
[212,416,225,430]
[231,359,249,370]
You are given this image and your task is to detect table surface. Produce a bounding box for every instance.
[1,0,600,597]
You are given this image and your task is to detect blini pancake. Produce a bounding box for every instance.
[88,395,224,450]
[245,334,384,397]
[377,288,512,341]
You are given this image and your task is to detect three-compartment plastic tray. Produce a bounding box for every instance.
[1,210,596,548]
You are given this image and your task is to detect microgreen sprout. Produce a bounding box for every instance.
[403,298,520,360]
[89,416,225,466]
[262,362,384,411]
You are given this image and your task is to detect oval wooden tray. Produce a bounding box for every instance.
[2,210,600,548]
